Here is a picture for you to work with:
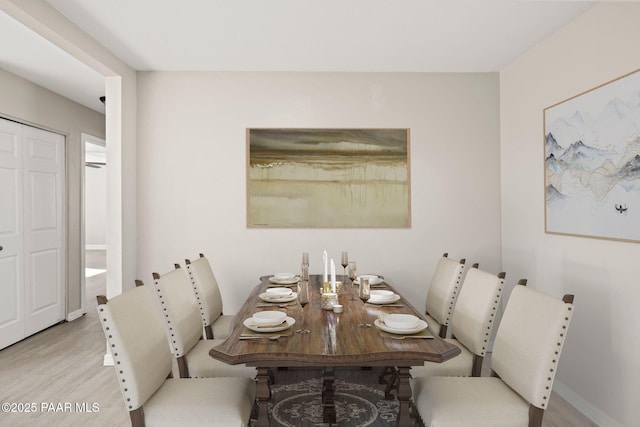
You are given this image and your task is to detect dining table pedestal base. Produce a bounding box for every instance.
[396,366,413,427]
[254,367,272,427]
[379,366,398,399]
[321,367,336,424]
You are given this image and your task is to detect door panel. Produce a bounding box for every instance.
[29,249,60,312]
[0,118,65,348]
[22,125,65,336]
[29,172,58,230]
[0,119,24,349]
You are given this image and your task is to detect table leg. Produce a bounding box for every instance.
[396,366,413,427]
[379,366,398,399]
[254,367,272,427]
[322,366,336,425]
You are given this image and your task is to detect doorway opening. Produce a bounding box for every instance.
[82,133,106,313]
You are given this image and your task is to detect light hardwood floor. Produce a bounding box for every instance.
[0,250,128,427]
[0,250,596,426]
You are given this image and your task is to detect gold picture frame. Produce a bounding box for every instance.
[247,128,411,228]
[544,67,640,243]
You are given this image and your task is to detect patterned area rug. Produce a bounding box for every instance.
[262,368,399,427]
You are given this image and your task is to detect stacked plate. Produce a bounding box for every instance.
[252,310,287,326]
[353,274,384,285]
[374,314,428,335]
[244,310,295,332]
[269,272,300,285]
[367,290,401,305]
[259,287,298,302]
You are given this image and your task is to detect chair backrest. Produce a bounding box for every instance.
[152,266,203,358]
[425,253,466,335]
[185,254,224,329]
[96,286,172,411]
[450,268,506,359]
[491,285,574,410]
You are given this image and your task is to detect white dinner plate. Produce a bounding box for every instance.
[367,294,401,305]
[353,275,384,285]
[269,276,300,285]
[259,292,298,303]
[243,316,296,333]
[266,287,293,296]
[374,318,428,335]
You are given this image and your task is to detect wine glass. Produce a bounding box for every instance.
[298,281,309,308]
[348,261,357,300]
[296,281,310,334]
[341,252,349,279]
[359,277,370,302]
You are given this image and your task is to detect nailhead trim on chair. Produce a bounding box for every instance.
[478,281,504,356]
[99,306,135,410]
[442,263,465,327]
[154,281,182,357]
[186,263,209,325]
[538,304,573,408]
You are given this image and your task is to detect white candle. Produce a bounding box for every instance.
[330,259,336,292]
[323,250,328,282]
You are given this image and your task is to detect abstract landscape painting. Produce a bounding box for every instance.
[544,68,640,242]
[247,128,410,228]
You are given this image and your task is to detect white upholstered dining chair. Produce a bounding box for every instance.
[379,254,468,398]
[96,285,256,427]
[185,253,234,340]
[424,253,467,338]
[151,266,255,379]
[411,267,508,378]
[411,285,575,427]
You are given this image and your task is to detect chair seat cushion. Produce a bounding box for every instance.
[211,315,235,339]
[424,314,441,335]
[410,339,473,377]
[411,376,530,427]
[144,377,255,427]
[185,340,257,378]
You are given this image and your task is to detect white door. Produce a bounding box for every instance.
[22,125,65,335]
[0,118,65,349]
[0,119,24,349]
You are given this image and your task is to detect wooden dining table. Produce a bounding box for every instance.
[210,274,460,427]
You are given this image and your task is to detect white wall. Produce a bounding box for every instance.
[136,71,503,311]
[500,3,640,426]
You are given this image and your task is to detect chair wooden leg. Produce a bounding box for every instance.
[529,405,544,427]
[471,354,484,377]
[129,407,145,427]
[176,356,189,378]
[204,324,214,339]
[438,324,448,338]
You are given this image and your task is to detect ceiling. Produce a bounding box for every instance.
[1,1,597,114]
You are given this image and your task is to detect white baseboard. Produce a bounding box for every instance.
[553,380,617,427]
[66,309,84,322]
[103,353,114,366]
[86,244,107,250]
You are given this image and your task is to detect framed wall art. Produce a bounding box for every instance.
[247,128,411,228]
[544,68,640,242]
